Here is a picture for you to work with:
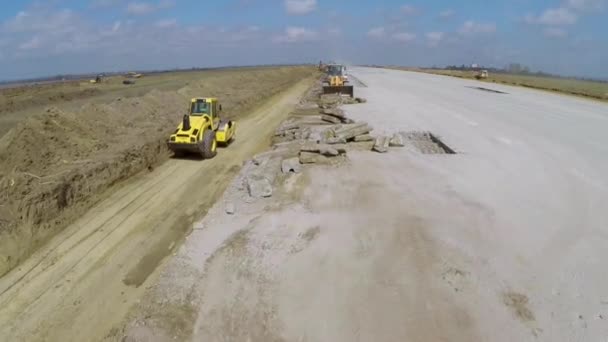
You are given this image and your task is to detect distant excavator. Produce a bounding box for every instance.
[323,64,354,97]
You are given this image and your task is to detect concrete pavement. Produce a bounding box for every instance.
[344,67,608,341]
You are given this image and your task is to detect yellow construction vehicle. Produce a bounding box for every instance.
[126,72,143,78]
[167,98,236,158]
[323,64,354,97]
[475,70,489,80]
[89,74,103,84]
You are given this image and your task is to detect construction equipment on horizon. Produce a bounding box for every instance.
[167,98,236,159]
[475,70,489,80]
[323,64,354,97]
[89,74,104,84]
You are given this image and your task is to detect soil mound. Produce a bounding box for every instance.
[0,67,315,276]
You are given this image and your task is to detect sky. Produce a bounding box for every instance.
[0,0,606,80]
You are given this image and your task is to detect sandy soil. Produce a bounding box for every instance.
[0,67,315,277]
[0,75,316,341]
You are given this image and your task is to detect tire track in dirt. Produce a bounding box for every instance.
[0,77,315,342]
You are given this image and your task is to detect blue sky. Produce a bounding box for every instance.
[0,0,606,80]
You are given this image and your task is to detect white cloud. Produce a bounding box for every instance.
[367,27,386,39]
[4,9,77,33]
[459,21,496,35]
[19,36,42,50]
[439,9,454,19]
[426,32,444,47]
[127,0,175,15]
[91,0,123,8]
[274,27,318,43]
[400,5,418,15]
[284,0,317,15]
[544,27,567,38]
[391,32,416,43]
[127,2,155,15]
[158,0,176,9]
[112,21,122,32]
[565,0,606,11]
[327,27,342,37]
[155,18,177,28]
[526,7,578,25]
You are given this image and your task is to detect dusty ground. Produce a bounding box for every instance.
[0,70,316,341]
[118,67,608,342]
[0,69,286,137]
[0,66,315,277]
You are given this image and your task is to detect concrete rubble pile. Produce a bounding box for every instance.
[244,86,400,199]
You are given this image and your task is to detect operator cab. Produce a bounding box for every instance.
[189,98,223,118]
[190,99,211,116]
[327,65,345,76]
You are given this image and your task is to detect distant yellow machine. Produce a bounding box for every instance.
[126,72,143,78]
[167,98,236,159]
[475,70,489,80]
[89,75,103,84]
[323,64,354,97]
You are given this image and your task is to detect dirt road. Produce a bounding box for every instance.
[0,78,314,342]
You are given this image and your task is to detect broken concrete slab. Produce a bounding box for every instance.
[389,133,405,147]
[299,152,334,165]
[321,115,342,124]
[225,202,236,215]
[281,157,302,174]
[252,148,291,165]
[335,125,372,141]
[347,141,376,151]
[373,136,390,153]
[273,140,306,150]
[246,174,272,198]
[333,122,367,134]
[354,134,374,142]
[325,137,347,144]
[321,108,345,117]
[260,157,282,184]
[301,143,347,155]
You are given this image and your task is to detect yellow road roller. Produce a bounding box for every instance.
[167,98,236,159]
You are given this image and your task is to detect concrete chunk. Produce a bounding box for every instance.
[325,137,347,144]
[299,152,333,165]
[281,157,302,174]
[389,133,405,147]
[354,134,374,142]
[321,108,345,117]
[321,115,342,124]
[252,148,290,165]
[333,122,368,135]
[225,202,236,215]
[373,136,390,153]
[335,125,372,141]
[301,143,347,155]
[246,174,272,198]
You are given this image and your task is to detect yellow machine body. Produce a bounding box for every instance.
[167,98,236,159]
[323,64,354,97]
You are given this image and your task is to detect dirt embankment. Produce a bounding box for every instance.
[0,66,316,277]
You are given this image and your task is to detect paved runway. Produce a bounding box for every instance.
[341,67,608,341]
